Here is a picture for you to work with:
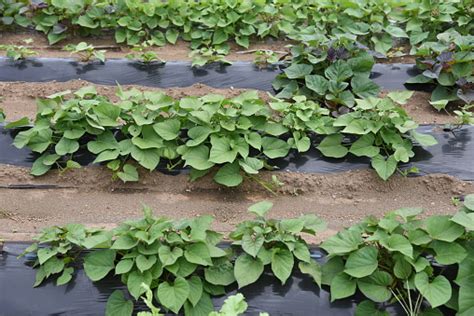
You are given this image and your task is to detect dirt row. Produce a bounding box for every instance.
[0,31,417,63]
[0,80,456,124]
[0,164,472,242]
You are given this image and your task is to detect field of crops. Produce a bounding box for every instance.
[0,0,473,315]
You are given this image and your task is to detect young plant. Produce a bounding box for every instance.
[0,107,5,123]
[230,201,326,288]
[63,42,106,63]
[19,224,112,287]
[273,39,379,111]
[209,293,268,316]
[254,49,280,68]
[190,46,232,67]
[321,194,474,315]
[406,30,474,110]
[126,41,165,64]
[314,91,437,180]
[0,43,37,60]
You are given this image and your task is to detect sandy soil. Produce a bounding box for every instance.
[0,80,456,124]
[0,164,472,242]
[0,31,290,62]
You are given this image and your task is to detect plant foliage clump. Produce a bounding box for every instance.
[21,201,324,316]
[9,86,436,183]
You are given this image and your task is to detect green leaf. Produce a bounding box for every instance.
[261,137,290,158]
[317,134,348,158]
[214,163,243,187]
[411,131,437,147]
[105,290,133,316]
[305,74,328,95]
[56,267,74,286]
[330,272,357,301]
[157,276,190,314]
[117,164,139,182]
[153,119,181,141]
[415,272,452,308]
[357,270,393,302]
[158,245,183,266]
[184,292,214,316]
[111,235,138,250]
[325,61,353,82]
[186,126,213,147]
[299,260,322,288]
[184,242,212,266]
[242,234,264,257]
[349,134,380,157]
[393,256,412,279]
[84,249,116,281]
[238,157,263,174]
[344,246,378,278]
[320,230,363,255]
[204,260,236,286]
[425,215,465,242]
[182,145,214,170]
[385,25,408,38]
[431,241,467,265]
[406,74,433,84]
[131,147,160,171]
[271,248,294,285]
[234,253,264,288]
[351,76,380,98]
[136,255,157,273]
[31,154,53,176]
[283,63,313,79]
[248,201,273,218]
[387,91,414,105]
[55,137,79,155]
[371,155,397,181]
[464,194,474,211]
[451,212,474,231]
[322,257,344,286]
[209,136,238,164]
[187,276,203,307]
[5,117,30,129]
[165,29,179,44]
[355,300,388,316]
[379,234,413,258]
[37,248,58,265]
[115,259,134,275]
[127,270,152,300]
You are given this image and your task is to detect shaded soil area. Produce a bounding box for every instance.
[1,31,418,63]
[0,164,471,242]
[0,80,457,124]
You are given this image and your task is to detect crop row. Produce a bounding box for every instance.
[1,30,472,110]
[21,196,474,315]
[6,85,437,185]
[0,0,472,56]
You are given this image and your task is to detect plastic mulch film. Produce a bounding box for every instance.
[0,58,419,91]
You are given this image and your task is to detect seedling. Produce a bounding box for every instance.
[125,41,165,64]
[253,49,279,68]
[0,42,37,61]
[190,46,232,67]
[63,42,106,63]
